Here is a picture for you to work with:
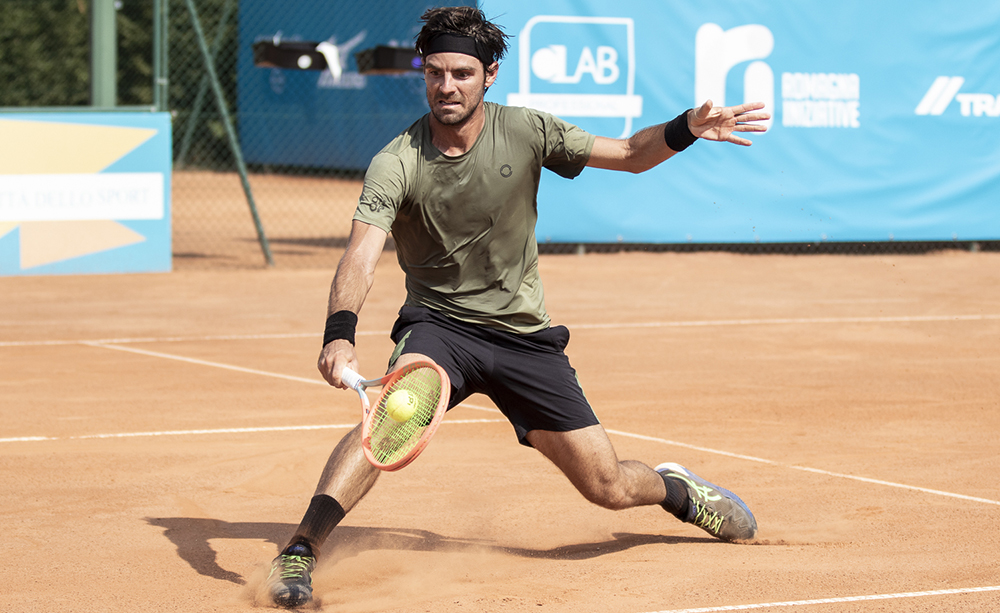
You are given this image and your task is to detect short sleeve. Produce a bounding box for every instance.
[537,112,596,179]
[353,152,407,233]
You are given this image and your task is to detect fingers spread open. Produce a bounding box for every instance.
[732,101,767,114]
[736,111,771,123]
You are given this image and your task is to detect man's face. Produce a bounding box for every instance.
[423,52,498,127]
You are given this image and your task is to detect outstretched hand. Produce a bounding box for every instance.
[688,100,770,146]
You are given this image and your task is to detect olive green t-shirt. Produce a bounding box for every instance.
[354,102,595,334]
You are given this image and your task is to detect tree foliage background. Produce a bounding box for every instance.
[0,0,236,167]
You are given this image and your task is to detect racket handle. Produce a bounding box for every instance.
[341,367,364,391]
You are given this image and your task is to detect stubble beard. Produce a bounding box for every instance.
[429,90,484,127]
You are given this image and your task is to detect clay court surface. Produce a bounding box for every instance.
[2,227,999,611]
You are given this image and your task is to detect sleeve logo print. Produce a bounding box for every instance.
[362,194,391,213]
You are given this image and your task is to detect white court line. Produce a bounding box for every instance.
[1,332,311,348]
[0,419,508,444]
[788,465,1000,506]
[572,313,1000,331]
[0,330,382,348]
[82,341,328,386]
[6,324,996,613]
[646,585,1000,613]
[606,430,776,464]
[82,342,501,413]
[608,430,1000,507]
[5,343,997,508]
[2,313,998,347]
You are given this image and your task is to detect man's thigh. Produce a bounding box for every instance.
[525,425,620,488]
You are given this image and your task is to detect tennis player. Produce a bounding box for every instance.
[266,6,770,607]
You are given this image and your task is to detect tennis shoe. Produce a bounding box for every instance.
[266,543,315,608]
[656,462,757,542]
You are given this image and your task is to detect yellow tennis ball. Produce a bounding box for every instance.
[385,389,417,422]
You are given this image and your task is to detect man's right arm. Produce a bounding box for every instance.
[586,100,769,174]
[317,220,388,388]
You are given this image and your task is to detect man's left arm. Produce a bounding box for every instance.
[586,100,770,174]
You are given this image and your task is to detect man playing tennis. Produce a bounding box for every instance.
[266,6,770,608]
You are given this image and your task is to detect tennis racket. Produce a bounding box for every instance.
[340,361,451,471]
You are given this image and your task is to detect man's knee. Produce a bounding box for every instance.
[576,473,632,510]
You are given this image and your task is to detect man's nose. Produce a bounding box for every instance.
[439,74,457,93]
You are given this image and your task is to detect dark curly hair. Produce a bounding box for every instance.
[414,6,510,68]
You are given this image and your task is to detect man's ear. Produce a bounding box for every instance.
[484,61,499,88]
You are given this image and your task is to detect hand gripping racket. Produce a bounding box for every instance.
[340,361,451,471]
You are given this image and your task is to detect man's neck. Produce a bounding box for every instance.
[430,105,487,157]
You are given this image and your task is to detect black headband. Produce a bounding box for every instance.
[424,32,492,65]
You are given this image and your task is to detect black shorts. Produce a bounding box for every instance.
[388,306,600,446]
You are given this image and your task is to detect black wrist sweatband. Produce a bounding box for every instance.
[664,109,697,152]
[323,310,358,347]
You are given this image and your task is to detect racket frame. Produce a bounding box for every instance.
[341,361,450,471]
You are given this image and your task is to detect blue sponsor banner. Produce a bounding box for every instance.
[237,0,472,170]
[0,112,172,276]
[483,0,1000,243]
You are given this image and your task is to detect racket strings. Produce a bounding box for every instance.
[369,367,442,464]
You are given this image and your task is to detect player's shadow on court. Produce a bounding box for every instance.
[145,517,712,585]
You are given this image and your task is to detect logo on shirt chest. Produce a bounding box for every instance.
[499,164,513,178]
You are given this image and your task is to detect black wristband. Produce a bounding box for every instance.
[664,109,698,152]
[323,310,358,347]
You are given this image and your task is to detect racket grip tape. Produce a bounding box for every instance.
[340,367,364,390]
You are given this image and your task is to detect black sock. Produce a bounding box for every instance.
[283,494,346,557]
[659,473,690,519]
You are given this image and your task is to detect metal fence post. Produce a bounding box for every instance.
[90,0,117,107]
[153,0,169,113]
[177,0,234,168]
[183,0,274,267]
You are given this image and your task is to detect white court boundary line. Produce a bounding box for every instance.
[0,419,507,444]
[7,342,999,507]
[5,343,999,611]
[2,313,999,347]
[82,342,330,386]
[76,342,492,416]
[0,331,371,348]
[606,430,1000,507]
[646,585,1000,613]
[572,313,1000,331]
